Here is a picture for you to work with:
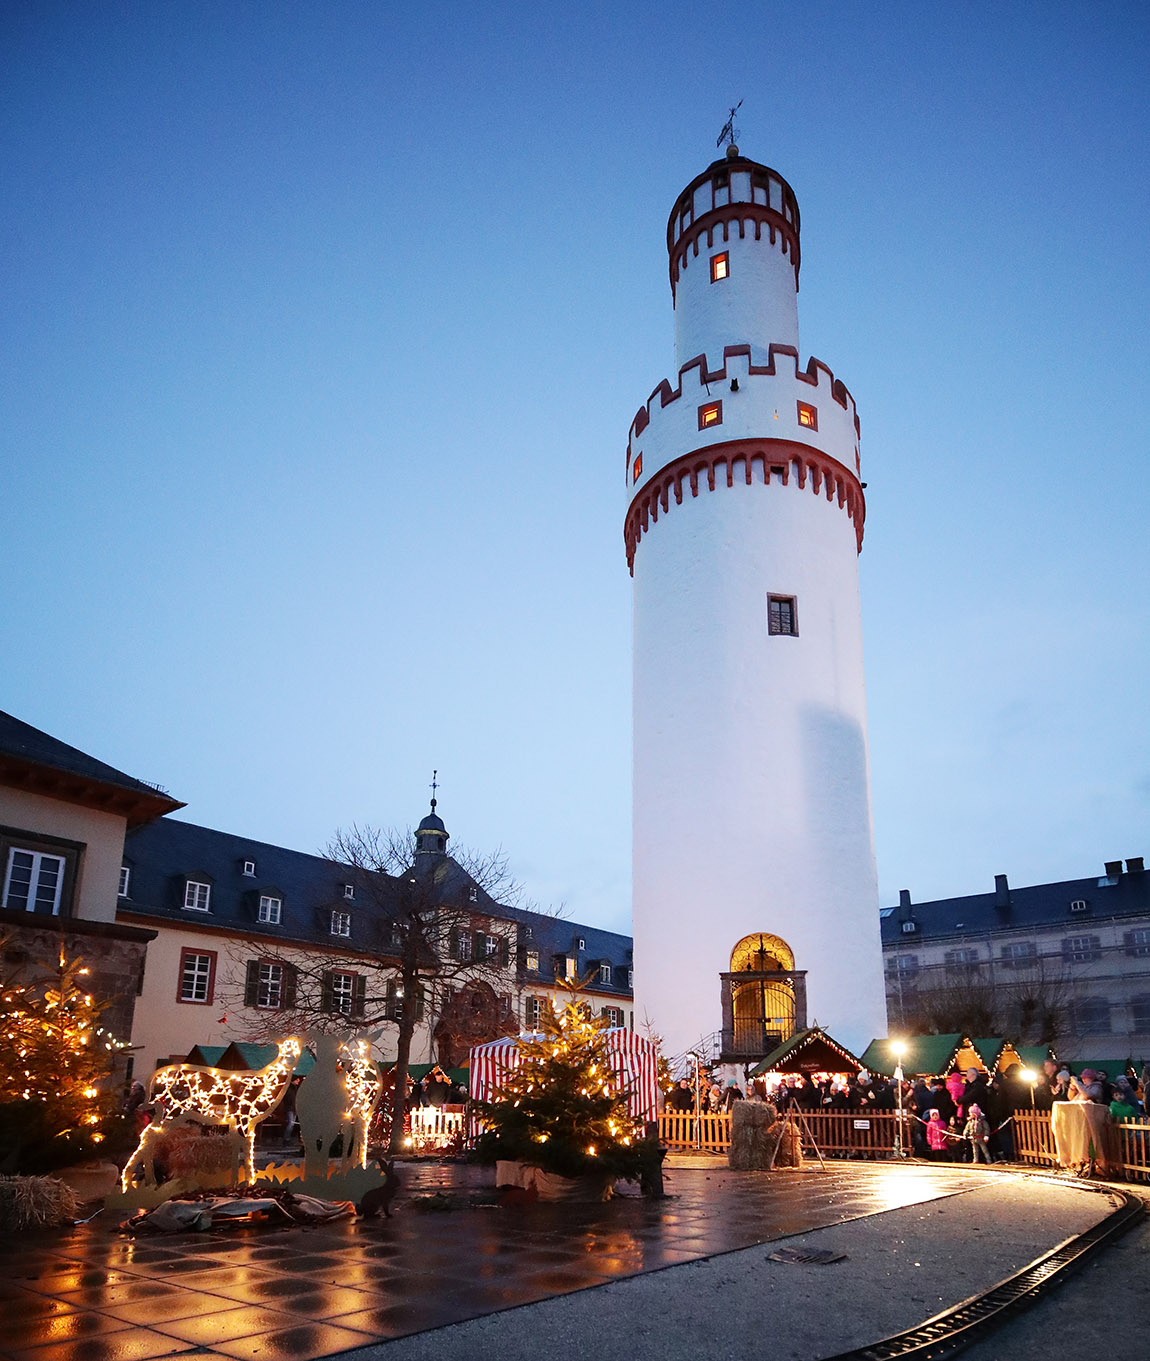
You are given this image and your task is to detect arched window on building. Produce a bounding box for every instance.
[728,933,798,1053]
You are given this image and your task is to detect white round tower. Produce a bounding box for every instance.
[628,147,886,1066]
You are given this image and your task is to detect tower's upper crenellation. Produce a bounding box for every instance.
[667,152,803,369]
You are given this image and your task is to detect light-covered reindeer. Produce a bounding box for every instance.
[123,1036,301,1190]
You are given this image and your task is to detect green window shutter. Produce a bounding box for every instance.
[499,936,510,967]
[244,960,259,1007]
[353,974,367,1019]
[281,964,297,1010]
[449,927,460,961]
[473,930,485,963]
[321,972,335,1013]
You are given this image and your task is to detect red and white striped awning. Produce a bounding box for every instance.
[468,1029,657,1122]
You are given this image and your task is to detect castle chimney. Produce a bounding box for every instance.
[994,874,1011,910]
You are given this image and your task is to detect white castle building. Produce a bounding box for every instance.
[627,145,886,1065]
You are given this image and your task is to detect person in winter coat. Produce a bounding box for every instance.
[945,1070,966,1118]
[926,1110,950,1161]
[964,1103,991,1163]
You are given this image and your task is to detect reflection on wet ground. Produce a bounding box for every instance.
[0,1160,990,1361]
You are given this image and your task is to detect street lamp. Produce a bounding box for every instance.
[1020,1067,1037,1110]
[891,1041,908,1159]
[687,1051,702,1150]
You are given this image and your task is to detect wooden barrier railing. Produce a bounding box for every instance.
[659,1110,732,1152]
[1012,1109,1058,1167]
[658,1105,1150,1180]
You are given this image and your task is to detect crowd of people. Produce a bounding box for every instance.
[662,1058,1150,1164]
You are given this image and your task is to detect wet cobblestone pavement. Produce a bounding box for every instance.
[0,1161,992,1361]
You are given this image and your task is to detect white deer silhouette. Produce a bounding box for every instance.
[123,1037,301,1189]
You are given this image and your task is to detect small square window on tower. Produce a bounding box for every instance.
[632,453,643,484]
[710,251,729,282]
[797,401,818,430]
[698,401,722,431]
[767,594,798,637]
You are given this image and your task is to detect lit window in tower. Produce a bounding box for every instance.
[767,595,798,637]
[797,401,818,430]
[632,453,643,483]
[698,401,722,430]
[710,251,729,282]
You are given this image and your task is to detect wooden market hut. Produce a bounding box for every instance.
[860,1034,976,1080]
[747,1026,864,1078]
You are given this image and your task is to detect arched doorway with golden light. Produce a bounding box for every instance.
[720,932,808,1064]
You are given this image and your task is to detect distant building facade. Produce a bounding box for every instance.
[881,859,1150,1062]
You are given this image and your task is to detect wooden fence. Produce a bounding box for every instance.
[659,1105,1150,1181]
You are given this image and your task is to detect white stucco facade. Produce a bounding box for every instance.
[628,150,885,1061]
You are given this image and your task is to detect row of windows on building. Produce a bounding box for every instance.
[176,947,628,1029]
[887,930,1150,976]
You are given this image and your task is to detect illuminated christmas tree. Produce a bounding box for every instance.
[0,940,126,1172]
[472,1000,648,1181]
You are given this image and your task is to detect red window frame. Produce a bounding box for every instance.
[698,401,723,431]
[176,947,217,1005]
[797,401,818,430]
[710,251,729,282]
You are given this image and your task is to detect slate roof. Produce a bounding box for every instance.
[493,900,634,1000]
[881,866,1150,947]
[120,816,634,997]
[0,710,183,826]
[121,816,403,954]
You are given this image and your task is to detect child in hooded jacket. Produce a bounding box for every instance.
[964,1102,991,1163]
[926,1109,950,1161]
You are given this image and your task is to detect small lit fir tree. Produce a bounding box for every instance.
[472,1001,651,1181]
[0,941,127,1172]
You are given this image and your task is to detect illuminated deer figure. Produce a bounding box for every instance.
[123,1037,301,1190]
[296,1035,382,1178]
[340,1038,383,1171]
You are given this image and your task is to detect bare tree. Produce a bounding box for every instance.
[223,822,529,1154]
[891,956,1072,1047]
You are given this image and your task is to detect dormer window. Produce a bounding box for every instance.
[184,880,211,912]
[242,859,256,876]
[258,895,282,925]
[343,883,355,900]
[468,887,478,903]
[330,910,352,938]
[526,950,539,971]
[710,251,729,282]
[578,937,585,950]
[599,963,612,984]
[627,968,634,989]
[901,921,917,935]
[118,866,131,898]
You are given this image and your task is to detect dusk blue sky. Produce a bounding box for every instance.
[4,3,1147,934]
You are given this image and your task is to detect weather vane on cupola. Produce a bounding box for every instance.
[429,769,439,810]
[716,99,743,151]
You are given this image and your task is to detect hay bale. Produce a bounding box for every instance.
[768,1117,805,1168]
[0,1175,79,1231]
[728,1100,779,1169]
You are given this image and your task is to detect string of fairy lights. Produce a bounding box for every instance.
[1,946,127,1148]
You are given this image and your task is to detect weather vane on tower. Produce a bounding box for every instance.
[429,769,438,810]
[716,99,743,151]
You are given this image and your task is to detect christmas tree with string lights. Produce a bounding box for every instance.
[471,1000,648,1181]
[0,940,127,1172]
